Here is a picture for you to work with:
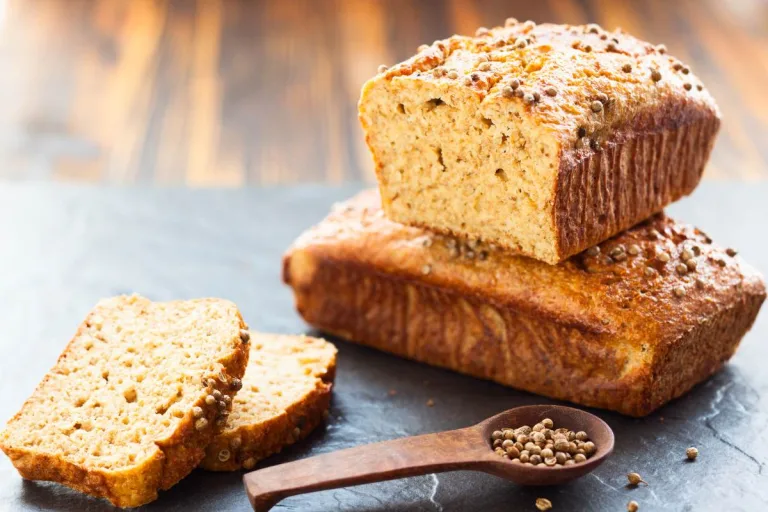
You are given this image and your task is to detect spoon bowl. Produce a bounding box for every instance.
[244,404,615,511]
[476,405,615,486]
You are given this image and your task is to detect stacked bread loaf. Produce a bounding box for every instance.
[285,19,765,416]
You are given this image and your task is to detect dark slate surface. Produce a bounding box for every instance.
[0,183,766,512]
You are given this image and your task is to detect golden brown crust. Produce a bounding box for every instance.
[369,20,719,145]
[0,298,250,508]
[199,334,337,472]
[554,107,720,259]
[283,191,765,417]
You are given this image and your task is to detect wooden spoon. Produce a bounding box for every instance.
[243,405,614,511]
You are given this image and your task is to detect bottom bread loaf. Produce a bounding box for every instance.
[283,190,765,417]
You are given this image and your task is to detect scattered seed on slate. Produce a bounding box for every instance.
[536,498,553,511]
[686,447,699,460]
[627,472,647,486]
[628,501,639,512]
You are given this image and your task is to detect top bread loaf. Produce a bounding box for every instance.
[359,19,720,264]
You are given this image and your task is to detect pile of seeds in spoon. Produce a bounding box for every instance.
[491,418,596,466]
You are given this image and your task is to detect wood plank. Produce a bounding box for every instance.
[0,0,764,184]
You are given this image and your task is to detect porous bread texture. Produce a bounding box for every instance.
[0,295,249,508]
[200,332,336,471]
[359,20,720,264]
[283,191,766,417]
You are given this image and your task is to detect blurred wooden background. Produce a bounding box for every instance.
[0,0,766,185]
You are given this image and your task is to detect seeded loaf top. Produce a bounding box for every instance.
[0,295,250,508]
[359,19,720,264]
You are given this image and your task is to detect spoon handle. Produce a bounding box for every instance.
[243,426,487,511]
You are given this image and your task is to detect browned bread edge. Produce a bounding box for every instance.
[199,345,336,472]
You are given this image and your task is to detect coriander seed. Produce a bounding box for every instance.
[574,453,587,463]
[492,430,503,441]
[502,439,514,449]
[627,472,647,486]
[686,446,698,460]
[542,418,554,429]
[628,501,639,512]
[536,498,553,511]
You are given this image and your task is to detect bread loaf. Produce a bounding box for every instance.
[359,20,720,264]
[200,332,336,471]
[283,191,765,417]
[0,295,250,508]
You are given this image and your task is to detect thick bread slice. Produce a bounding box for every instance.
[359,20,720,264]
[200,333,336,471]
[0,295,250,508]
[283,190,766,417]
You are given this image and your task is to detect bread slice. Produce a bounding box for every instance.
[0,295,250,508]
[359,20,720,264]
[199,332,336,471]
[283,190,765,417]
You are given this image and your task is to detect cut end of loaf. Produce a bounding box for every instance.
[0,295,249,508]
[360,76,561,263]
[200,332,337,471]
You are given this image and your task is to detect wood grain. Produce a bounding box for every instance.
[0,0,765,185]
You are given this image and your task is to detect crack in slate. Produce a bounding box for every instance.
[703,418,765,475]
[427,473,443,511]
[590,473,621,493]
[697,381,765,475]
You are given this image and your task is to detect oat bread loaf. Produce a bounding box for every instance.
[0,295,250,508]
[359,20,720,264]
[200,332,336,471]
[283,191,765,417]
